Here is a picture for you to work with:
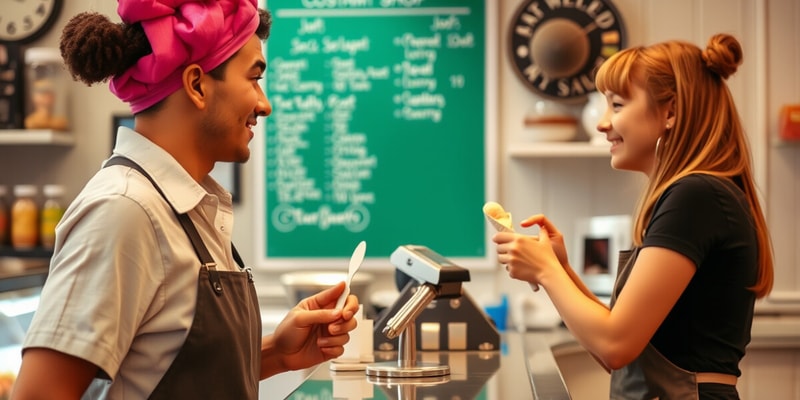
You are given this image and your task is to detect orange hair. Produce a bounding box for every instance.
[594,34,773,298]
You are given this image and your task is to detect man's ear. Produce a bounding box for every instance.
[183,64,207,110]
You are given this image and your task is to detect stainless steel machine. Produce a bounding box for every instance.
[368,245,500,379]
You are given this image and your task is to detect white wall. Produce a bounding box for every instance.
[765,0,800,302]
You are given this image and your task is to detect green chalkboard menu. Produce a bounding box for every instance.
[258,0,495,268]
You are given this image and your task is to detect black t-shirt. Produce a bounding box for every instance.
[642,174,758,376]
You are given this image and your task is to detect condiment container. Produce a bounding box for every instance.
[24,47,69,131]
[11,184,38,250]
[40,184,65,250]
[0,185,9,246]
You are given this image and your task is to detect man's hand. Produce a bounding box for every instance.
[261,282,359,378]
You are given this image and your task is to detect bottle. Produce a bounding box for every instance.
[0,185,9,246]
[40,184,65,250]
[24,47,69,131]
[11,185,39,250]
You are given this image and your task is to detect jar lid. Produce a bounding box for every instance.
[25,47,63,65]
[43,184,65,197]
[13,184,38,197]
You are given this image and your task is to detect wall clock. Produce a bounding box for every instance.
[508,0,627,101]
[1,0,64,44]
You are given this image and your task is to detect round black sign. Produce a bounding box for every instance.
[508,0,627,101]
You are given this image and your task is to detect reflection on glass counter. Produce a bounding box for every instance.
[0,286,42,398]
[289,350,501,400]
[284,330,578,400]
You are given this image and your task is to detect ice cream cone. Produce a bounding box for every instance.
[483,201,540,291]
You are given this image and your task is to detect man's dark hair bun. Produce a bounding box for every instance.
[60,12,151,85]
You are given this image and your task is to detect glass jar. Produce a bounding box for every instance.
[40,184,65,250]
[11,184,39,250]
[24,47,69,131]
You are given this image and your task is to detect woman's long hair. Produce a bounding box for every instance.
[594,34,773,298]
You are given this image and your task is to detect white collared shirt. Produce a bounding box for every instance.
[23,127,239,399]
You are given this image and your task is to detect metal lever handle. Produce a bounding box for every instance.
[382,283,437,339]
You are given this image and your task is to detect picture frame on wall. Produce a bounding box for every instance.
[111,114,241,203]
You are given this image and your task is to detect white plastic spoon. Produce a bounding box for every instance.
[336,240,367,309]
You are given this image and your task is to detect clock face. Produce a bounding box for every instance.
[0,0,63,44]
[508,0,627,101]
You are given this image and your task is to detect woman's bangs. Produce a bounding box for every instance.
[595,48,639,98]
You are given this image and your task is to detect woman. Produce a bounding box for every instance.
[493,33,773,399]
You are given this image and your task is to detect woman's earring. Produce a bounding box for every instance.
[666,123,671,129]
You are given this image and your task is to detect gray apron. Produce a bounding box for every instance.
[104,157,262,399]
[608,248,700,400]
[148,263,261,399]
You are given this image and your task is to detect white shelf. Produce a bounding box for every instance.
[0,130,74,146]
[508,142,611,158]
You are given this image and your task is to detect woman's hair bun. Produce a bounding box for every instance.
[701,33,743,80]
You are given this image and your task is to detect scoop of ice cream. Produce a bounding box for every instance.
[483,201,540,291]
[483,201,513,230]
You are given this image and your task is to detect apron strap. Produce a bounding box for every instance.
[696,372,737,385]
[104,156,245,293]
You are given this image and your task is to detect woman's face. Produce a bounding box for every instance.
[597,83,669,176]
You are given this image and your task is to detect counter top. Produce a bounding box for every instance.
[285,331,571,399]
[283,316,800,400]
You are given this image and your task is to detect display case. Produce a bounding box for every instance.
[0,258,48,398]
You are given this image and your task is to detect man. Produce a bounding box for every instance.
[12,1,358,398]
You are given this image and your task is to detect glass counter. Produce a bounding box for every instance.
[0,286,41,399]
[0,260,46,400]
[285,332,572,400]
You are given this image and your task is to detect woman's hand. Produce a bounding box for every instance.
[492,214,566,286]
[520,214,569,267]
[262,282,359,378]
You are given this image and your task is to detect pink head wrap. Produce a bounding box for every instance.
[110,0,259,113]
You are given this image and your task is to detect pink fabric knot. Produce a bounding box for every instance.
[111,0,259,113]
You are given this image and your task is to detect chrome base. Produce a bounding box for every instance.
[368,319,451,378]
[366,362,450,378]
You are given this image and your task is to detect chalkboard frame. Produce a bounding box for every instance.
[253,0,498,271]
